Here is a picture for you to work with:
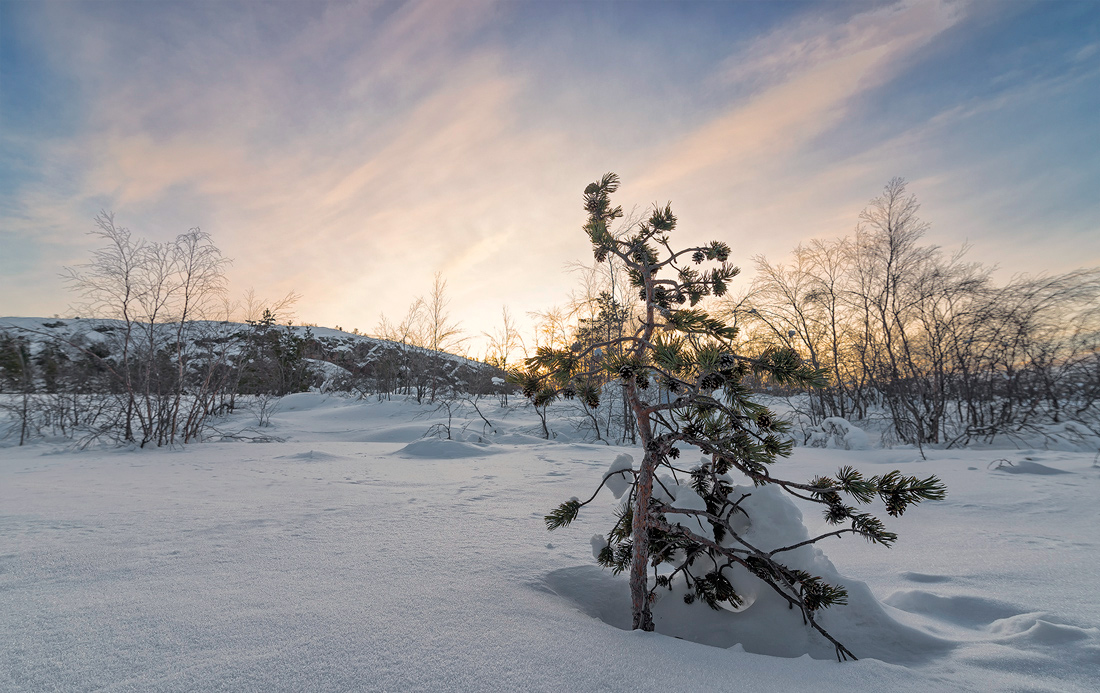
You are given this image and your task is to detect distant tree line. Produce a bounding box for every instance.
[366,271,496,403]
[0,216,503,446]
[734,179,1100,448]
[0,213,242,446]
[503,179,1098,449]
[7,180,1094,451]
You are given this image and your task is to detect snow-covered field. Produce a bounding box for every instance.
[2,394,1098,692]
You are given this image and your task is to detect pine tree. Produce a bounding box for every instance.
[518,173,946,660]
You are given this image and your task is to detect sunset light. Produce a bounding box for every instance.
[3,4,1100,690]
[3,0,1097,351]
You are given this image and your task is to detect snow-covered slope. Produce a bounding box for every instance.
[2,394,1098,692]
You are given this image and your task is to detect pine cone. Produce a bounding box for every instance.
[700,372,723,391]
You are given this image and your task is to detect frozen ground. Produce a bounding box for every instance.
[2,393,1098,692]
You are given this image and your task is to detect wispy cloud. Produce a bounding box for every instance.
[3,0,1097,347]
[603,0,972,279]
[635,0,963,194]
[3,0,612,333]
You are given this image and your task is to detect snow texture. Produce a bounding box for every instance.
[1,394,1098,692]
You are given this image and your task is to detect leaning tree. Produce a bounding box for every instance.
[514,173,945,660]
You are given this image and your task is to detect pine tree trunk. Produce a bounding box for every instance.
[630,452,656,631]
[626,382,655,631]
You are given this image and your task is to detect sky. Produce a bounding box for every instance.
[2,0,1098,357]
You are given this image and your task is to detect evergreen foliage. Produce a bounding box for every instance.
[518,173,947,660]
[240,309,316,396]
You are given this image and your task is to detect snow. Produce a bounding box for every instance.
[398,437,500,458]
[813,417,871,450]
[603,453,634,499]
[663,482,712,541]
[989,458,1072,475]
[591,534,609,560]
[2,395,1099,692]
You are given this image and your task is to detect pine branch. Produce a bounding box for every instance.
[545,499,582,530]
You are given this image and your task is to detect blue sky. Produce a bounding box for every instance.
[1,0,1098,351]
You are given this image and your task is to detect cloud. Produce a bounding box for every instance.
[3,0,618,337]
[635,0,963,195]
[581,0,972,289]
[0,0,971,336]
[4,0,1095,349]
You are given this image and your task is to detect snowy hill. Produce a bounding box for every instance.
[0,316,501,396]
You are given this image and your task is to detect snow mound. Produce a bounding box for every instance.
[1035,421,1100,451]
[991,459,1071,475]
[274,450,345,461]
[493,432,549,445]
[810,417,871,450]
[883,590,1020,627]
[273,392,339,412]
[989,614,1099,646]
[541,484,952,663]
[899,571,952,584]
[356,424,434,443]
[538,564,951,664]
[885,589,1100,648]
[398,438,499,458]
